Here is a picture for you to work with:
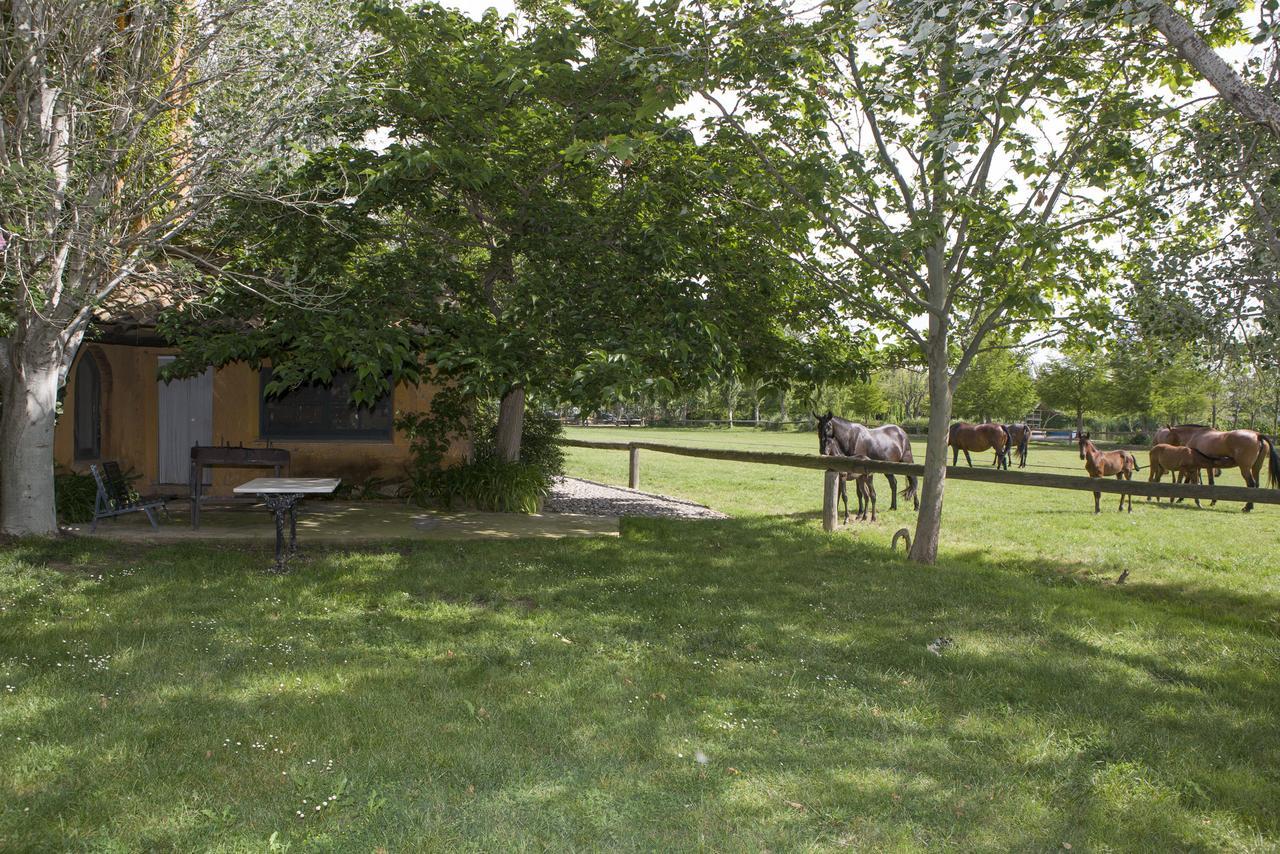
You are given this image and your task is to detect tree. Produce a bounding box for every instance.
[0,0,359,535]
[878,368,929,423]
[1149,347,1212,424]
[164,1,856,464]
[1141,1,1280,139]
[667,0,1163,561]
[1036,352,1110,433]
[952,350,1038,423]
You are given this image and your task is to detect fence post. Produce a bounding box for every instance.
[629,445,640,490]
[822,471,839,532]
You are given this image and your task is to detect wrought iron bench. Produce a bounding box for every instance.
[89,462,168,531]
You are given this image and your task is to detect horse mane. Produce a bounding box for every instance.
[1173,423,1210,429]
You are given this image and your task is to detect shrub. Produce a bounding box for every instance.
[431,457,549,514]
[397,391,564,513]
[55,468,98,523]
[1130,432,1150,446]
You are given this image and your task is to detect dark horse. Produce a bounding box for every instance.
[1003,423,1031,468]
[816,411,919,523]
[948,422,1011,470]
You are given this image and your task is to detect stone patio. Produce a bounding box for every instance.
[65,500,618,542]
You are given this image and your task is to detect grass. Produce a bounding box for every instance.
[1,426,1279,850]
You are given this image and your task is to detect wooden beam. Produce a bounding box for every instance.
[628,446,640,490]
[559,438,1280,506]
[822,471,839,532]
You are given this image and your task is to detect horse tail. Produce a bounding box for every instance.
[900,441,918,502]
[1264,435,1280,489]
[1130,452,1141,472]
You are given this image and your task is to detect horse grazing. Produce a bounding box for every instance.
[816,411,919,523]
[1155,424,1280,512]
[1003,423,1031,468]
[948,422,1011,470]
[1147,443,1231,508]
[1078,432,1139,513]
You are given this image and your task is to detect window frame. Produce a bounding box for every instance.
[73,355,102,461]
[258,368,394,442]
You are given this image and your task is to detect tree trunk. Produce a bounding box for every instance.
[495,385,525,463]
[910,337,952,564]
[779,392,788,424]
[0,333,65,536]
[909,245,952,565]
[753,398,761,424]
[1147,1,1280,139]
[1075,408,1084,435]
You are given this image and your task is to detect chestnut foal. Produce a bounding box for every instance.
[1078,432,1140,513]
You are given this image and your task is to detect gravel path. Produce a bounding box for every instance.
[545,477,727,519]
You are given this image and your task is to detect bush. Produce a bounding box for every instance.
[397,391,564,513]
[431,457,549,514]
[1130,432,1150,446]
[55,468,98,523]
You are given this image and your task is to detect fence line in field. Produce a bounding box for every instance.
[559,438,1280,531]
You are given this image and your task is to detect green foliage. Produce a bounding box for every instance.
[1036,352,1110,427]
[162,0,852,419]
[952,350,1038,422]
[430,458,550,514]
[1149,348,1212,424]
[398,391,564,513]
[53,469,97,523]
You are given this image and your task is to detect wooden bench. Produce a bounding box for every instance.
[89,462,168,531]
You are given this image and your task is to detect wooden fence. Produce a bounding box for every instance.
[560,438,1280,531]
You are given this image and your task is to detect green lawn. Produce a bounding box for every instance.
[2,426,1279,850]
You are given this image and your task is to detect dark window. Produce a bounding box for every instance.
[74,356,102,460]
[259,369,393,441]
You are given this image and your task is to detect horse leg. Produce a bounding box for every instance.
[839,475,850,524]
[865,476,877,523]
[910,476,919,511]
[886,472,898,511]
[964,449,973,467]
[1093,485,1101,514]
[952,445,959,466]
[1240,463,1256,512]
[1209,468,1217,507]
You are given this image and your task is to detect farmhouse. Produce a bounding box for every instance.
[53,309,467,498]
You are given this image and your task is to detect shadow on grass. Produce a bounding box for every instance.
[2,517,1277,849]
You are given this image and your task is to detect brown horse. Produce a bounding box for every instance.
[1147,443,1231,508]
[949,422,1010,470]
[1003,423,1031,468]
[1078,432,1139,513]
[1155,424,1280,512]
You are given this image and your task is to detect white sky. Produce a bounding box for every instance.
[448,0,516,17]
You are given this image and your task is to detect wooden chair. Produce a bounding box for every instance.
[89,462,168,531]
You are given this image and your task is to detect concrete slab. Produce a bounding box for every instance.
[64,501,619,542]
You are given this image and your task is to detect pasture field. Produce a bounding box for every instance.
[0,426,1277,850]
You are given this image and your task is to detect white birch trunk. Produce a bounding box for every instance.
[1147,1,1280,138]
[0,332,65,536]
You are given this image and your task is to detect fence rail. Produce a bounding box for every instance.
[560,438,1280,530]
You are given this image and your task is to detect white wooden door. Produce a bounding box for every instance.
[157,357,213,485]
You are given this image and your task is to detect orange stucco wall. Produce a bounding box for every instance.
[54,343,466,496]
